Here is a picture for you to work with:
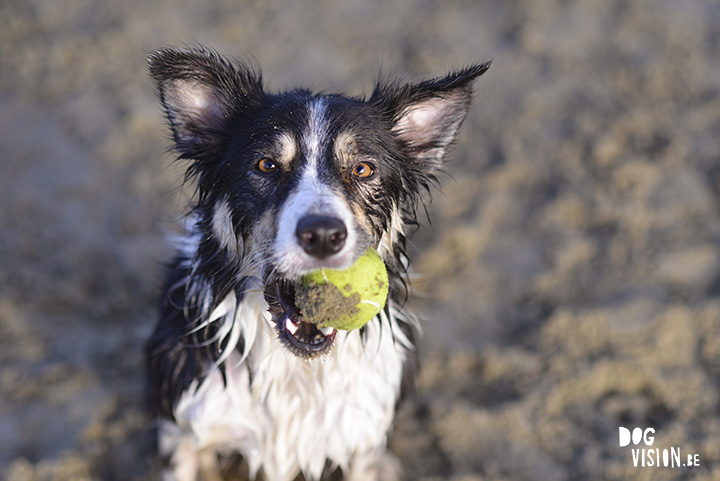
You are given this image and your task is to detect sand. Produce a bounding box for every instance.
[1,0,719,480]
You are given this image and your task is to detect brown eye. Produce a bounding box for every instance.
[352,162,375,179]
[257,158,277,173]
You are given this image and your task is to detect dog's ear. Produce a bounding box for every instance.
[371,62,491,172]
[148,46,264,156]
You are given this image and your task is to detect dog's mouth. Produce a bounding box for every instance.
[264,276,337,357]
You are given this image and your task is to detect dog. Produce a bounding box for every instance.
[145,45,490,481]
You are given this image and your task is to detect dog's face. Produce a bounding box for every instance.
[149,47,489,357]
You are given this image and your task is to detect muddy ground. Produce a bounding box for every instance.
[1,0,720,480]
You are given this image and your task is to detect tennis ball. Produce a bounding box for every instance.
[295,248,389,331]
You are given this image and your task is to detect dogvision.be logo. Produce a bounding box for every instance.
[619,427,701,468]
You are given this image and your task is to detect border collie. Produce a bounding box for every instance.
[145,45,490,481]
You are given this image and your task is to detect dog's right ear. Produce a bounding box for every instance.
[148,46,264,157]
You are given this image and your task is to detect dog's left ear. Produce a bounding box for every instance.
[371,61,491,172]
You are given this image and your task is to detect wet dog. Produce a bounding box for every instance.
[145,45,489,481]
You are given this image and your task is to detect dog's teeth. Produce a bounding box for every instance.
[320,326,335,336]
[286,318,299,335]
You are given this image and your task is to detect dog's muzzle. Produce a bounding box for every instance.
[265,212,366,357]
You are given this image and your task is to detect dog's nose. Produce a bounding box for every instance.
[296,215,347,259]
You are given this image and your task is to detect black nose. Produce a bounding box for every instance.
[296,215,347,259]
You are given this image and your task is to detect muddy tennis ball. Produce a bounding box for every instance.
[296,248,389,331]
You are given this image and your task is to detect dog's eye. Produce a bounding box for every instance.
[352,162,375,179]
[257,158,278,173]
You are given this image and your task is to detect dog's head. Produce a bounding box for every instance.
[149,46,489,357]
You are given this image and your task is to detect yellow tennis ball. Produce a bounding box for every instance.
[296,248,389,331]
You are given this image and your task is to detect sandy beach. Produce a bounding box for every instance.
[1,1,719,479]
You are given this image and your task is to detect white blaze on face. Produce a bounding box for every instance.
[272,97,358,278]
[303,97,328,175]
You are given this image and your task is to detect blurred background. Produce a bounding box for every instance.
[1,0,719,480]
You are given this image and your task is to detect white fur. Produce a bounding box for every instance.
[303,97,329,175]
[212,199,242,259]
[162,280,414,481]
[277,131,297,164]
[377,205,404,260]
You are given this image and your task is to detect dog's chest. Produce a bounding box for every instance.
[173,306,406,481]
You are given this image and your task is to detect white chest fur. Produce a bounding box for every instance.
[165,289,411,481]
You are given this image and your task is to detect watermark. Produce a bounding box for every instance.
[619,427,701,468]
